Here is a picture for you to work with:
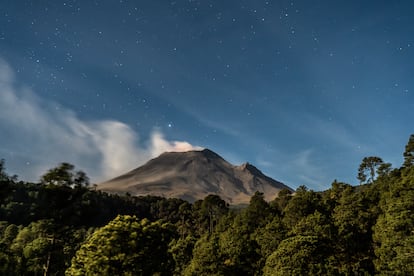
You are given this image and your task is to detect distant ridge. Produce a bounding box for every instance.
[98,149,293,204]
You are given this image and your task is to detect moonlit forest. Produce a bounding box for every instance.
[0,135,413,275]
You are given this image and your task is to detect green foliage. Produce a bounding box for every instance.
[403,134,414,168]
[331,185,376,274]
[184,234,224,276]
[66,215,177,275]
[169,235,197,275]
[0,159,7,181]
[264,211,336,275]
[282,186,323,228]
[8,219,72,275]
[373,166,414,274]
[218,216,261,275]
[244,191,272,229]
[193,195,229,235]
[357,156,384,184]
[254,216,286,261]
[1,133,414,274]
[263,235,329,276]
[0,223,20,274]
[41,162,89,187]
[271,188,292,212]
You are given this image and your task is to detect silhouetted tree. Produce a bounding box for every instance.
[403,134,414,168]
[357,156,383,184]
[41,163,89,187]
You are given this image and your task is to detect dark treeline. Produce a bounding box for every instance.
[1,134,413,275]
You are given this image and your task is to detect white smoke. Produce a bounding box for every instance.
[0,58,202,182]
[149,131,203,156]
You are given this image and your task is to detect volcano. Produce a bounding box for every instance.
[98,149,293,205]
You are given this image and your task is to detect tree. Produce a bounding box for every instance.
[183,234,224,276]
[373,166,414,274]
[357,156,384,184]
[73,171,89,188]
[10,220,63,276]
[377,162,392,178]
[271,188,292,212]
[282,186,322,228]
[0,159,7,182]
[0,159,17,182]
[0,223,20,274]
[403,134,414,168]
[255,216,286,262]
[66,215,176,275]
[196,195,228,234]
[263,235,328,276]
[332,186,376,274]
[244,191,271,229]
[41,163,89,187]
[264,210,336,275]
[218,216,261,275]
[169,235,197,275]
[0,160,14,209]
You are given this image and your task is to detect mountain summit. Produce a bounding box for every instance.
[98,149,293,204]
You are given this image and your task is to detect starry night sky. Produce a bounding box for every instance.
[1,0,413,190]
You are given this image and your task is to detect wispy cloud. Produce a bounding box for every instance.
[296,112,368,153]
[321,123,364,152]
[0,58,201,182]
[289,149,328,190]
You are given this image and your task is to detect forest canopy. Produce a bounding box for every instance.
[0,134,413,275]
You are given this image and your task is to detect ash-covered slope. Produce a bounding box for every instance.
[98,149,292,204]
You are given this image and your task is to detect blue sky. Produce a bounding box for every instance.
[0,0,413,190]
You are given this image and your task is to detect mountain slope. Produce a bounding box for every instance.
[98,149,292,204]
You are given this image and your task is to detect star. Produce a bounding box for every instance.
[0,0,413,191]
